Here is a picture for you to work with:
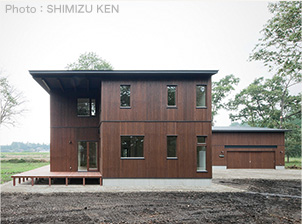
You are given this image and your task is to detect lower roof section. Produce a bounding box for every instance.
[212,126,289,133]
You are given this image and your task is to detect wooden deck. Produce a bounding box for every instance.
[11,165,102,186]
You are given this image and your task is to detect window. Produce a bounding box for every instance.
[197,136,206,171]
[120,85,131,107]
[121,136,144,158]
[167,136,177,158]
[167,85,177,107]
[78,141,98,171]
[196,85,206,107]
[77,98,96,117]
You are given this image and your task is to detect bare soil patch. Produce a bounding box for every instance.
[1,179,301,224]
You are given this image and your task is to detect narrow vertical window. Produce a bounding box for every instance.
[167,85,177,107]
[91,99,96,116]
[197,136,206,171]
[196,85,206,107]
[120,85,131,107]
[167,136,177,158]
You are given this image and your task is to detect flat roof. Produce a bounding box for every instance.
[212,126,290,133]
[29,70,218,93]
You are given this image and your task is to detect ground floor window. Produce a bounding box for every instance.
[167,136,177,158]
[121,136,144,158]
[197,136,207,171]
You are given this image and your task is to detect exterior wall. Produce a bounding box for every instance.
[212,132,285,169]
[50,90,100,172]
[100,79,212,178]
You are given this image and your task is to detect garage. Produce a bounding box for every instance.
[212,126,288,170]
[227,151,275,169]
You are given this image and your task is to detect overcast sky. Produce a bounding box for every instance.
[0,1,274,145]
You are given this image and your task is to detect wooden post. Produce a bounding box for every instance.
[66,177,68,186]
[83,178,85,186]
[13,178,16,186]
[18,178,21,184]
[100,177,102,186]
[23,178,25,182]
[31,178,34,186]
[49,178,51,186]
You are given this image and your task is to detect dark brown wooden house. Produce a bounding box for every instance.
[30,70,218,186]
[212,126,287,170]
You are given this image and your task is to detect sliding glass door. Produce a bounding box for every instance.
[78,141,98,171]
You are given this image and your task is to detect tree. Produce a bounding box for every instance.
[212,74,240,124]
[249,1,301,128]
[228,76,301,160]
[0,74,26,127]
[66,52,113,70]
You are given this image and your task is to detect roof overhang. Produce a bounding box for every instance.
[29,70,218,93]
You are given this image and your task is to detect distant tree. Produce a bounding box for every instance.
[228,76,301,161]
[66,52,113,70]
[212,74,240,124]
[0,73,26,127]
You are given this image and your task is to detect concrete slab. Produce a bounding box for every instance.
[213,169,301,180]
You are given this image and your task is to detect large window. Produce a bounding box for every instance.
[167,85,177,107]
[197,136,207,171]
[120,85,131,107]
[121,136,144,158]
[77,98,96,117]
[167,136,177,158]
[196,85,206,107]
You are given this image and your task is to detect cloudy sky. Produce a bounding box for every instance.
[0,1,273,145]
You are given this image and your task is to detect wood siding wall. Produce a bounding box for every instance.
[212,132,285,167]
[50,90,100,172]
[101,79,212,178]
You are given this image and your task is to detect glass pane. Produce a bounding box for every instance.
[197,146,206,171]
[77,98,90,116]
[196,85,206,107]
[167,136,177,157]
[89,142,97,169]
[91,99,96,116]
[78,141,87,171]
[120,85,131,107]
[167,86,176,106]
[121,136,144,157]
[197,136,206,144]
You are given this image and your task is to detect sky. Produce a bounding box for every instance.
[0,0,275,145]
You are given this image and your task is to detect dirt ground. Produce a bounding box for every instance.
[1,179,301,224]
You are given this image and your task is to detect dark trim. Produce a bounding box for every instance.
[101,120,212,123]
[120,157,145,160]
[225,145,277,149]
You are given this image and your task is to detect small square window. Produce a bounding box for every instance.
[197,136,206,144]
[77,98,90,116]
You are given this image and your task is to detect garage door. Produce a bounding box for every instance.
[227,151,275,169]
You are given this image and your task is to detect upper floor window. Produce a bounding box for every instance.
[196,85,206,108]
[167,85,177,107]
[121,136,144,158]
[120,85,131,108]
[77,98,96,117]
[167,136,177,158]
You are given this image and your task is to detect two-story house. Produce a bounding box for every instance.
[29,70,218,186]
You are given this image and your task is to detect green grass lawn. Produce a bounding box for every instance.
[1,161,49,184]
[285,157,301,169]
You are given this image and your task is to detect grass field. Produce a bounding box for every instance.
[285,157,302,169]
[0,152,50,184]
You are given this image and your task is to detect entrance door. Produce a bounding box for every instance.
[78,141,98,171]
